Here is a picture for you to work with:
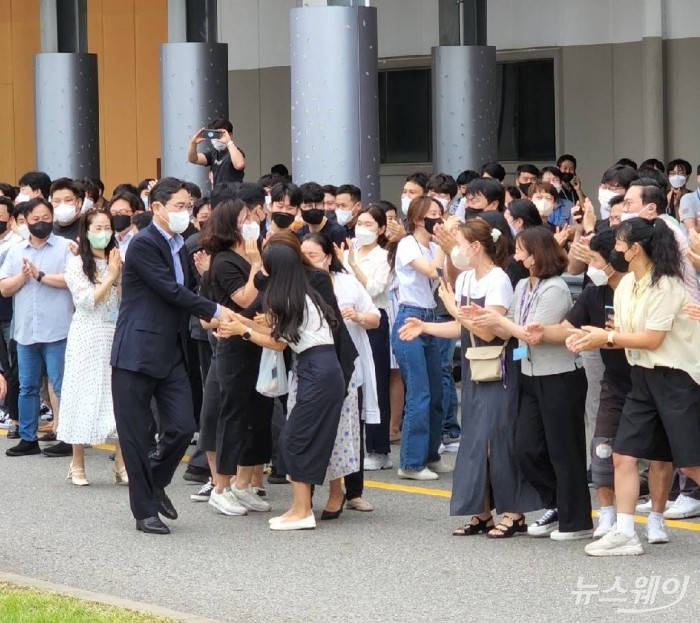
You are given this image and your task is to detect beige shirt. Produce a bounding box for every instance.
[614,272,700,384]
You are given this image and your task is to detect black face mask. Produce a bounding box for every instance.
[519,183,532,196]
[28,221,53,240]
[302,208,325,226]
[609,249,630,273]
[271,212,295,229]
[424,217,443,235]
[0,221,7,235]
[253,270,270,291]
[112,215,132,233]
[325,210,338,222]
[560,172,574,184]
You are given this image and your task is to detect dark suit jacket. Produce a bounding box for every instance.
[110,222,218,379]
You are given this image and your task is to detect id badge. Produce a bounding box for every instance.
[626,348,639,361]
[107,308,118,323]
[513,345,528,361]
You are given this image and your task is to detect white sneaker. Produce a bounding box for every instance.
[551,529,594,541]
[635,499,672,514]
[593,511,615,539]
[426,460,453,474]
[363,453,394,471]
[208,488,247,516]
[645,518,670,544]
[663,494,700,519]
[397,468,439,481]
[232,486,271,512]
[584,528,644,557]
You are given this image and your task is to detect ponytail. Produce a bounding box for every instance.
[648,218,683,284]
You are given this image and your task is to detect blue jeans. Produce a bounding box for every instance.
[435,316,461,439]
[391,305,443,470]
[16,340,67,442]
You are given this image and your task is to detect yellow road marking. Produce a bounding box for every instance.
[5,432,700,532]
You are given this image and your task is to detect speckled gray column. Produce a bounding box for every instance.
[432,46,497,176]
[160,42,228,187]
[290,6,379,203]
[34,53,100,179]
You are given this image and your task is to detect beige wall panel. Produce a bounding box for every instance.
[229,69,262,182]
[259,66,291,181]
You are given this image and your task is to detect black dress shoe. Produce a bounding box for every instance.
[154,487,178,520]
[6,439,41,457]
[42,441,73,457]
[136,516,170,535]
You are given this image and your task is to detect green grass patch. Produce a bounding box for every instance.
[0,582,178,623]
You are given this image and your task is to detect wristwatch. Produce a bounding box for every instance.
[37,271,46,283]
[242,328,253,341]
[606,331,615,348]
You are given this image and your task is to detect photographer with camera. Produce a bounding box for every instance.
[187,118,246,187]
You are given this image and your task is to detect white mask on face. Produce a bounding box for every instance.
[162,207,190,234]
[620,211,639,222]
[437,197,449,210]
[509,224,518,238]
[534,199,554,218]
[211,139,227,151]
[336,210,353,226]
[598,188,618,218]
[81,198,94,214]
[586,265,609,287]
[17,224,30,240]
[264,194,272,207]
[15,193,30,204]
[241,221,261,241]
[54,203,77,224]
[354,226,378,247]
[401,195,411,214]
[669,174,687,189]
[450,244,472,271]
[552,182,562,193]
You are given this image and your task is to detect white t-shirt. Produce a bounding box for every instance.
[288,295,335,354]
[342,244,390,309]
[395,236,438,308]
[454,267,514,309]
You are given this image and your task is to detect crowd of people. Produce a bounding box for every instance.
[2,118,700,553]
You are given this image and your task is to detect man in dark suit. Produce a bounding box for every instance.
[111,177,234,534]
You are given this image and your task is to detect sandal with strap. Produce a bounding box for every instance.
[487,515,527,539]
[452,515,494,536]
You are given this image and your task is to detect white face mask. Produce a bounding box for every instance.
[54,203,77,224]
[354,226,377,247]
[162,208,190,234]
[450,244,472,271]
[241,221,261,241]
[336,209,353,226]
[620,211,639,222]
[509,224,518,238]
[17,224,30,240]
[400,195,411,214]
[15,193,30,204]
[669,174,687,189]
[586,265,609,287]
[598,188,618,216]
[264,194,272,207]
[437,197,449,210]
[534,199,554,218]
[211,139,227,151]
[80,198,94,214]
[552,182,562,193]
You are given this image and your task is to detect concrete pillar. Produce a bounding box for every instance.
[431,46,497,176]
[642,0,665,159]
[290,5,380,203]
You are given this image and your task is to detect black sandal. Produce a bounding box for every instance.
[453,515,494,536]
[486,515,527,539]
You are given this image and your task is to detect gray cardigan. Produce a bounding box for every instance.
[508,276,582,377]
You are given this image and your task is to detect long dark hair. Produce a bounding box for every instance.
[302,233,346,273]
[79,209,117,284]
[616,217,682,285]
[516,226,568,279]
[262,244,337,344]
[199,198,246,254]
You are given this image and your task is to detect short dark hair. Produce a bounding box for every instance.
[184,181,202,199]
[466,178,505,211]
[504,185,522,201]
[609,194,625,209]
[299,182,324,204]
[137,178,156,195]
[456,170,480,186]
[132,211,153,230]
[200,199,246,254]
[480,161,506,182]
[666,159,692,176]
[0,196,13,215]
[271,163,290,178]
[336,184,361,203]
[405,171,429,189]
[25,197,53,216]
[81,177,102,202]
[601,164,639,190]
[108,191,145,214]
[368,199,398,216]
[211,118,233,133]
[540,165,562,180]
[426,174,457,198]
[322,184,338,196]
[556,154,577,169]
[150,177,188,207]
[635,168,669,194]
[616,157,638,170]
[640,158,665,173]
[258,173,284,189]
[589,228,616,262]
[237,182,266,208]
[50,177,85,201]
[193,197,210,218]
[113,182,139,196]
[506,199,543,228]
[271,181,302,207]
[0,183,17,202]
[629,178,666,215]
[516,164,540,177]
[302,233,346,273]
[210,182,239,209]
[18,171,51,198]
[517,226,569,278]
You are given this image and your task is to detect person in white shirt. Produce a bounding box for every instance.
[389,196,449,481]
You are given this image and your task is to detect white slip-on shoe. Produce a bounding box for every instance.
[397,468,439,481]
[551,528,594,541]
[269,514,316,531]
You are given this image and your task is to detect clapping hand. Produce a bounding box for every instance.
[344,238,356,267]
[437,281,459,318]
[333,241,346,266]
[193,250,210,276]
[524,322,544,346]
[244,238,262,267]
[340,306,359,323]
[398,317,424,341]
[433,223,458,255]
[554,224,570,247]
[386,220,406,242]
[107,248,122,279]
[467,306,503,330]
[22,258,38,280]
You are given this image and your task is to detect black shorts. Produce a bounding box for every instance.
[614,366,700,467]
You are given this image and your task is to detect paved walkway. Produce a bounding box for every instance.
[1,433,699,622]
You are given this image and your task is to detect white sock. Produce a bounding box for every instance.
[599,505,615,516]
[648,511,664,525]
[617,513,635,536]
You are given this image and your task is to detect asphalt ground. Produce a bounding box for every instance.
[1,432,698,623]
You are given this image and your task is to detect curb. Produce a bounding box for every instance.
[0,571,223,623]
